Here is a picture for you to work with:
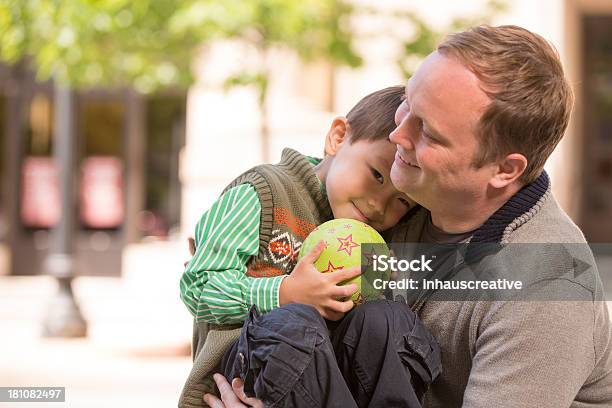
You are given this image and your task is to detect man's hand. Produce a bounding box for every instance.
[184,237,196,268]
[203,374,263,408]
[188,237,196,256]
[279,240,360,321]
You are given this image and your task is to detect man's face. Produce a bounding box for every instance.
[389,51,494,209]
[325,138,413,232]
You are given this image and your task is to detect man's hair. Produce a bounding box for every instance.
[345,86,404,143]
[438,25,574,183]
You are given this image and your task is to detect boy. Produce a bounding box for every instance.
[180,86,413,325]
[179,87,441,408]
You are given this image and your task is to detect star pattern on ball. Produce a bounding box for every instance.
[337,234,360,256]
[322,261,344,273]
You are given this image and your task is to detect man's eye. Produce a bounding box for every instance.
[371,168,384,184]
[398,197,412,207]
[421,129,435,142]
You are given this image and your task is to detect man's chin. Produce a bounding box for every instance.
[390,180,424,208]
[390,170,418,196]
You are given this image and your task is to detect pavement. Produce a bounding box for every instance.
[0,241,195,408]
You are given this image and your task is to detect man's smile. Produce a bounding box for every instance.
[395,151,420,169]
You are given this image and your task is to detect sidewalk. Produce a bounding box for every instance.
[0,241,195,408]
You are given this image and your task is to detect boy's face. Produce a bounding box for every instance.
[321,125,414,232]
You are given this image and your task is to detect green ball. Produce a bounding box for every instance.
[298,218,390,303]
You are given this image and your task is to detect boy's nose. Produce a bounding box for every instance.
[366,198,385,220]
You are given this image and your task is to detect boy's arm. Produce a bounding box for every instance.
[180,184,287,325]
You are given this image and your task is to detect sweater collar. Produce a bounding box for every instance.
[470,170,550,243]
[279,148,334,221]
[393,170,550,245]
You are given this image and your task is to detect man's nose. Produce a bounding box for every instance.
[389,119,415,150]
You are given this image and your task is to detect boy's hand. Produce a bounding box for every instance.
[279,241,360,321]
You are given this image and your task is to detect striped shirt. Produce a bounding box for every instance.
[180,183,287,324]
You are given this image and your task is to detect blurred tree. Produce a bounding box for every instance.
[0,0,362,162]
[0,0,222,336]
[0,0,221,92]
[183,0,363,162]
[395,0,508,78]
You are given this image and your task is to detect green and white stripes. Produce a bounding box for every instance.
[179,183,286,325]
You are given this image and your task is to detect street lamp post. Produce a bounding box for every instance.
[42,82,87,338]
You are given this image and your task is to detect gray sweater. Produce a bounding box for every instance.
[385,172,612,407]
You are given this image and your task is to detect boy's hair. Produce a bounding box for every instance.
[345,86,405,143]
[438,25,574,184]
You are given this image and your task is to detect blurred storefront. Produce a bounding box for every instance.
[0,63,185,276]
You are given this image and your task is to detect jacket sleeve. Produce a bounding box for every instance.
[462,279,597,408]
[179,183,287,325]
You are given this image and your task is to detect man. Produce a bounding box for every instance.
[202,25,612,407]
[386,25,612,407]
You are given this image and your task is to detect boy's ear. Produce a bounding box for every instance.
[324,117,349,156]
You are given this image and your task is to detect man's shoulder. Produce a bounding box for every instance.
[505,191,587,244]
[500,192,602,298]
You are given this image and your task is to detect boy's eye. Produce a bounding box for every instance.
[371,168,384,184]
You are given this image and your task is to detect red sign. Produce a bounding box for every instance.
[21,157,61,228]
[80,156,124,228]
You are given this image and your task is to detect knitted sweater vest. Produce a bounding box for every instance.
[223,147,334,277]
[179,148,333,408]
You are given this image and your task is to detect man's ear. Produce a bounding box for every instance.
[324,117,349,156]
[490,153,528,188]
